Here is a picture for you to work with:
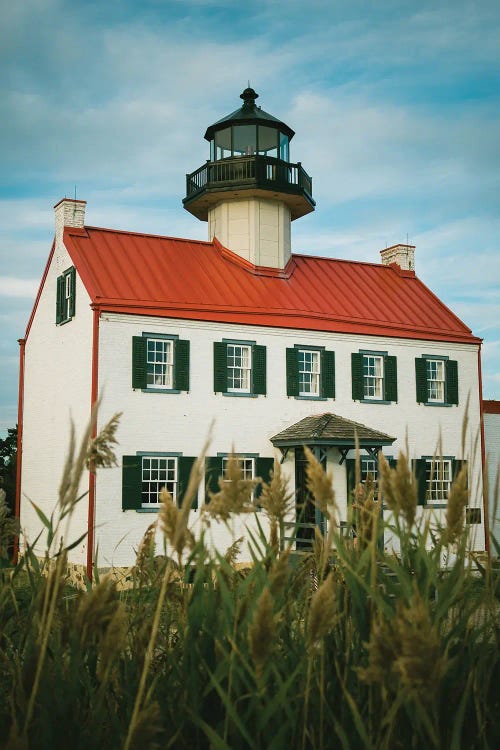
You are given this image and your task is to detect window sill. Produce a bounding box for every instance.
[418,402,453,408]
[141,388,181,394]
[222,392,259,398]
[136,508,160,513]
[57,317,73,326]
[360,399,394,405]
[423,503,447,509]
[295,395,328,401]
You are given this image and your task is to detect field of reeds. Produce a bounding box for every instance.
[0,417,498,750]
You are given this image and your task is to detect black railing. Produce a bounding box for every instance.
[185,155,313,200]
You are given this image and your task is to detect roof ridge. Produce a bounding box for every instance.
[82,225,214,246]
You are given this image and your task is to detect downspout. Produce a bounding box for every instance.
[14,338,26,564]
[477,344,490,554]
[86,306,100,580]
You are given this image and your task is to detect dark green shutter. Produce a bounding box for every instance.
[68,267,76,318]
[255,457,274,501]
[132,337,147,389]
[252,345,267,395]
[56,275,64,324]
[415,358,428,403]
[384,355,398,402]
[286,348,299,396]
[452,459,468,487]
[346,459,356,502]
[122,455,142,510]
[178,456,197,509]
[414,459,427,506]
[446,360,459,405]
[205,456,223,503]
[351,353,364,400]
[213,342,228,393]
[322,350,335,398]
[174,339,190,391]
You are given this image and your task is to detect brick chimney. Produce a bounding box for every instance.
[54,198,86,249]
[380,243,415,272]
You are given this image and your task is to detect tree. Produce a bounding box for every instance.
[0,426,17,516]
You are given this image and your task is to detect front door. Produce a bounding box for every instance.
[295,447,326,549]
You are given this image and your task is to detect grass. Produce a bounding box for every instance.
[0,420,498,749]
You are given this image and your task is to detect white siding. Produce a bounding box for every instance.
[19,241,93,563]
[94,313,485,568]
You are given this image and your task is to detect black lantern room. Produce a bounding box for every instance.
[183,88,315,221]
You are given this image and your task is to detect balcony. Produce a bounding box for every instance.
[183,155,315,221]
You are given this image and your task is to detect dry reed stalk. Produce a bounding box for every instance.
[248,587,277,682]
[304,446,335,517]
[203,454,256,523]
[444,463,469,546]
[378,452,417,529]
[85,412,121,471]
[307,571,338,649]
[134,521,158,583]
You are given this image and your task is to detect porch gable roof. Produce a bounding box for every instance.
[270,413,396,448]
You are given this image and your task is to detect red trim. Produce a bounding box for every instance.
[483,400,500,414]
[478,347,489,554]
[25,243,55,342]
[14,339,26,563]
[86,307,100,581]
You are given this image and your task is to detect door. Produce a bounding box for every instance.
[295,447,326,549]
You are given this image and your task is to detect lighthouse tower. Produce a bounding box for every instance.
[183,87,315,270]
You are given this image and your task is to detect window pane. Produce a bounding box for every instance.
[227,344,251,392]
[363,355,383,399]
[142,456,177,505]
[298,349,320,395]
[215,127,231,159]
[279,132,289,161]
[146,339,173,388]
[258,126,278,157]
[233,125,256,156]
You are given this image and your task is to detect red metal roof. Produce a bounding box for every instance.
[63,226,479,344]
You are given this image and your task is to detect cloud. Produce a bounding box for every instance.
[0,278,39,298]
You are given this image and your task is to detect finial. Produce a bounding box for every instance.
[240,86,258,108]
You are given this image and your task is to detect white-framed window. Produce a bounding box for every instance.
[363,355,384,399]
[298,349,320,396]
[227,344,251,392]
[361,458,378,484]
[426,359,445,402]
[141,456,177,506]
[222,456,255,481]
[146,338,173,389]
[425,459,452,503]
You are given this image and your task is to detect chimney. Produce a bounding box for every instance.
[54,198,86,248]
[380,243,415,272]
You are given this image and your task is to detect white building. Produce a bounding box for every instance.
[16,88,487,574]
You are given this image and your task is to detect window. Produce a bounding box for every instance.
[122,454,197,510]
[56,266,76,324]
[132,335,190,392]
[415,357,458,406]
[363,355,384,399]
[286,347,335,399]
[222,456,255,481]
[351,352,397,402]
[413,457,466,506]
[214,341,266,396]
[141,456,177,506]
[205,455,274,504]
[227,344,251,392]
[360,457,378,484]
[425,459,452,503]
[346,456,396,502]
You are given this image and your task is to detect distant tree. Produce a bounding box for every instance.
[0,426,17,517]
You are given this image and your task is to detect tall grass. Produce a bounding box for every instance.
[0,422,498,749]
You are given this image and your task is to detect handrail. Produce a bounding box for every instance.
[185,155,313,199]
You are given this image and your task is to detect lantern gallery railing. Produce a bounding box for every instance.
[185,155,313,200]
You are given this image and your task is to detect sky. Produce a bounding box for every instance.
[1,0,499,435]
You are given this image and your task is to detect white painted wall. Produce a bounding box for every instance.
[484,411,500,545]
[20,236,93,564]
[94,312,484,568]
[208,198,291,268]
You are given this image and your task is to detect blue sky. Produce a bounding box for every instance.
[1,0,499,435]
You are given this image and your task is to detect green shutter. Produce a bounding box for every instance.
[346,458,356,502]
[322,350,335,398]
[174,339,190,391]
[415,358,428,403]
[384,355,398,402]
[213,342,228,393]
[446,360,459,405]
[452,459,468,487]
[205,456,223,503]
[286,348,299,397]
[252,345,267,395]
[56,275,64,324]
[68,267,76,318]
[178,456,197,509]
[132,337,147,389]
[122,455,142,510]
[351,353,364,400]
[414,459,427,506]
[255,457,274,501]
